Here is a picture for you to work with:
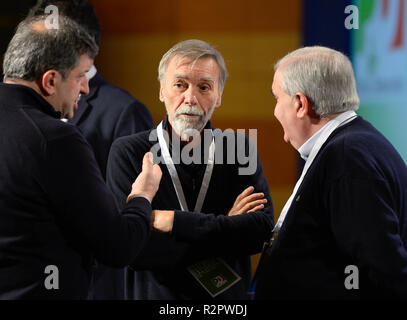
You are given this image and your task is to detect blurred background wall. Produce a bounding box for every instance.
[3,0,407,286]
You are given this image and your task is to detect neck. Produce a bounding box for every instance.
[5,78,41,93]
[300,113,339,147]
[5,78,59,114]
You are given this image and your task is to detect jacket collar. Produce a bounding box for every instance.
[0,82,61,119]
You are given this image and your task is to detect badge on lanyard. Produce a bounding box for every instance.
[187,258,242,298]
[157,121,215,212]
[157,121,241,296]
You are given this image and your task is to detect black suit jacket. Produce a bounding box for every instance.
[69,73,154,179]
[107,118,274,299]
[255,117,407,299]
[0,83,152,299]
[68,73,154,300]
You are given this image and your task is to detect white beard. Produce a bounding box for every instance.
[172,105,215,141]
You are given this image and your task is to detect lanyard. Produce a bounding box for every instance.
[273,111,358,232]
[157,121,215,212]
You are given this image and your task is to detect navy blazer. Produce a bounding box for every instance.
[255,117,407,299]
[69,73,154,179]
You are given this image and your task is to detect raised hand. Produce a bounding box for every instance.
[127,152,162,203]
[228,186,267,216]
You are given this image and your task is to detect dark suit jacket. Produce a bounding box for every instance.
[107,118,274,299]
[255,117,407,299]
[68,73,154,179]
[0,83,152,299]
[68,73,154,300]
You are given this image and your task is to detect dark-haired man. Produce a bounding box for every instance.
[28,0,154,179]
[0,15,161,299]
[28,0,155,299]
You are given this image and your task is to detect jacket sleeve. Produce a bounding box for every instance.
[106,137,190,270]
[107,134,274,269]
[42,129,151,268]
[171,152,274,258]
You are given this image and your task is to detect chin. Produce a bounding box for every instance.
[174,120,200,133]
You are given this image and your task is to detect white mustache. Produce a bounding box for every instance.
[175,106,204,117]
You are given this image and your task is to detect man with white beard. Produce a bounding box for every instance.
[106,40,274,300]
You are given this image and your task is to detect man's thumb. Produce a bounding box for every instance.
[152,164,162,178]
[142,152,154,171]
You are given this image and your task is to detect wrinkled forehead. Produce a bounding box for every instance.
[168,54,219,73]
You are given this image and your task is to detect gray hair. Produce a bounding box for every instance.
[158,39,228,91]
[275,46,359,117]
[3,14,98,81]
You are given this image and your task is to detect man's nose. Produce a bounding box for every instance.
[184,87,197,105]
[80,77,90,96]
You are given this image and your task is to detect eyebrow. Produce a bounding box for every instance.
[174,74,215,83]
[200,77,215,83]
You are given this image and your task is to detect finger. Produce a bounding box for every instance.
[240,199,267,212]
[142,152,153,171]
[247,204,265,212]
[152,164,162,179]
[236,193,265,209]
[233,187,256,210]
[235,186,254,203]
[246,192,265,201]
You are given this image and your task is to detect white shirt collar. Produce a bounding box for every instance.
[86,65,97,81]
[297,111,357,161]
[298,124,326,161]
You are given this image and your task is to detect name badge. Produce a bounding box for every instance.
[187,258,241,298]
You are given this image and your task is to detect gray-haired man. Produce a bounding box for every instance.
[255,46,407,299]
[107,39,274,299]
[0,15,161,299]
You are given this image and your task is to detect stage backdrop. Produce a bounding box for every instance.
[353,0,407,162]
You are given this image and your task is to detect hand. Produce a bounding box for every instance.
[151,210,174,233]
[228,186,267,216]
[127,152,162,203]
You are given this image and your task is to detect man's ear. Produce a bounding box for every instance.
[40,70,61,96]
[159,83,165,102]
[215,90,223,108]
[294,92,310,119]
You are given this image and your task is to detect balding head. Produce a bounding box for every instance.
[3,14,98,81]
[31,20,48,33]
